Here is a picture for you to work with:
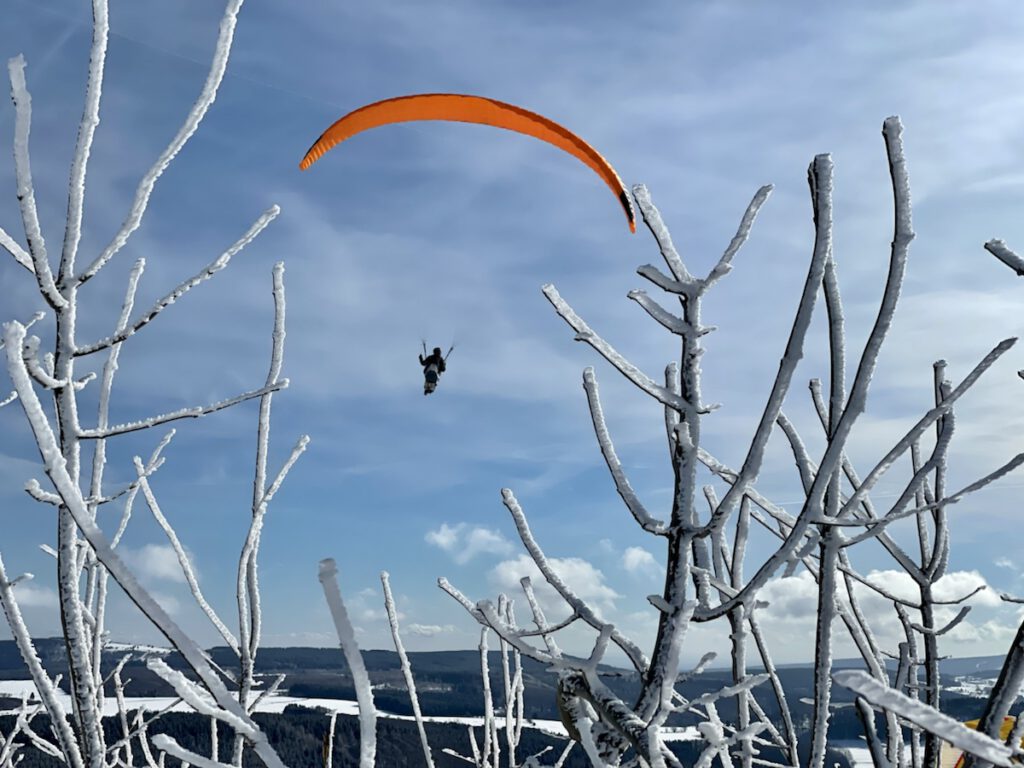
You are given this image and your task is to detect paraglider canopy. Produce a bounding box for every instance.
[300,93,636,233]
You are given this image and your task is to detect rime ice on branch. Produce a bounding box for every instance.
[0,1,306,766]
[441,116,1024,768]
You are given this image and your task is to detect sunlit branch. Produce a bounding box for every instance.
[75,207,279,357]
[77,0,249,284]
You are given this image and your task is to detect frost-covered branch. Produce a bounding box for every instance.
[150,735,234,768]
[834,670,1017,767]
[382,571,434,768]
[74,207,280,357]
[77,0,248,284]
[77,379,289,438]
[698,155,834,540]
[235,264,297,752]
[318,559,376,768]
[627,289,687,335]
[984,239,1024,276]
[4,320,287,768]
[833,451,1024,545]
[631,184,695,285]
[0,552,83,768]
[583,368,667,534]
[135,465,239,651]
[501,488,648,672]
[7,56,65,310]
[703,184,774,291]
[542,285,686,410]
[0,224,33,273]
[59,0,109,282]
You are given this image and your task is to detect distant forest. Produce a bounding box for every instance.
[0,640,997,766]
[0,705,865,768]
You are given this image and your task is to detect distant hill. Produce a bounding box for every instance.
[0,639,1004,730]
[1,639,1008,678]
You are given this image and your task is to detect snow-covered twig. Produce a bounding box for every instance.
[583,367,667,534]
[984,239,1024,276]
[134,465,239,652]
[150,735,235,768]
[59,0,109,281]
[698,155,834,542]
[0,551,82,768]
[834,452,1024,545]
[381,571,434,768]
[74,207,280,356]
[627,290,687,334]
[542,284,686,411]
[325,711,338,768]
[501,488,648,672]
[78,378,289,438]
[0,224,33,273]
[318,558,376,768]
[248,673,286,711]
[704,184,774,291]
[834,670,1016,767]
[77,0,248,284]
[147,658,263,743]
[4,321,287,768]
[7,56,65,310]
[631,184,695,285]
[479,628,497,768]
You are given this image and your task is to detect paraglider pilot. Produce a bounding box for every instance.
[419,346,447,395]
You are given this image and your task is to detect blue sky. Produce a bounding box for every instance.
[4,0,1024,667]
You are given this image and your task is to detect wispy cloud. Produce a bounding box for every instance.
[622,546,662,579]
[426,523,514,564]
[9,582,57,609]
[4,0,1024,662]
[406,623,456,637]
[489,554,619,620]
[120,544,193,585]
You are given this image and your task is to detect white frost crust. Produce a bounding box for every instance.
[318,559,376,768]
[833,670,1016,766]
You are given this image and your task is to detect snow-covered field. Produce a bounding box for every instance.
[0,679,701,743]
[830,742,876,768]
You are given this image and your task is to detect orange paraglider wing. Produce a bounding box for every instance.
[299,93,636,233]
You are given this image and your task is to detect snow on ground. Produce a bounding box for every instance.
[831,742,875,768]
[0,679,700,742]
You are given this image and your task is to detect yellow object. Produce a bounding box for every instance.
[939,716,1019,768]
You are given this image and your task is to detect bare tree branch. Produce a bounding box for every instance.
[77,379,289,438]
[7,56,66,310]
[75,207,280,357]
[77,0,248,284]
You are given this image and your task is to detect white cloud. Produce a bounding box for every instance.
[10,582,57,608]
[426,523,514,564]
[622,547,662,578]
[859,569,1001,609]
[426,523,460,552]
[149,591,182,616]
[406,623,456,637]
[995,557,1015,570]
[490,554,619,619]
[120,544,192,585]
[742,566,1023,665]
[756,572,821,624]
